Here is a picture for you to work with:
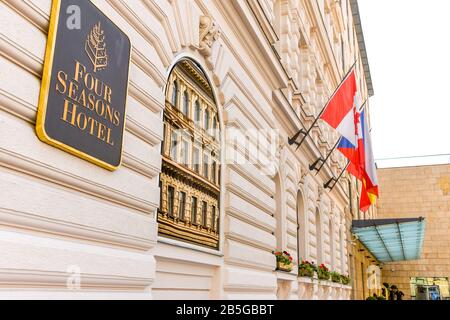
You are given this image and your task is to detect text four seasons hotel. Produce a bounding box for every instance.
[0,0,379,299]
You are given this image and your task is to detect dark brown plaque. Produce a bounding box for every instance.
[36,0,131,170]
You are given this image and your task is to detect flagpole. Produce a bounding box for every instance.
[314,137,343,175]
[324,160,350,191]
[293,59,359,151]
[314,97,368,172]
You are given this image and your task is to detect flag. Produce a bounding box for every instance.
[320,70,358,146]
[336,92,364,179]
[336,99,379,212]
[358,108,379,212]
[319,67,379,212]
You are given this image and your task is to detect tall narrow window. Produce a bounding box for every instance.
[340,227,346,273]
[170,131,178,160]
[211,205,216,230]
[212,116,218,138]
[183,91,189,116]
[161,123,166,154]
[297,190,307,262]
[178,191,186,220]
[193,147,200,173]
[203,154,209,179]
[329,218,335,270]
[171,81,178,106]
[218,167,221,185]
[204,108,210,130]
[194,101,201,125]
[202,201,208,227]
[191,196,198,224]
[274,173,283,250]
[315,209,323,264]
[167,186,175,216]
[181,138,189,166]
[212,161,217,184]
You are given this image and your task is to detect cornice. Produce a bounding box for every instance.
[214,0,289,89]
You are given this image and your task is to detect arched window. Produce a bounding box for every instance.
[329,218,335,270]
[315,209,323,264]
[274,173,284,251]
[159,58,221,250]
[340,226,346,273]
[171,81,178,106]
[297,190,307,262]
[182,90,189,116]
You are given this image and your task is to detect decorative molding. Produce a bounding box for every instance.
[226,171,275,216]
[141,0,180,53]
[3,0,49,33]
[105,0,171,67]
[0,147,158,215]
[0,33,42,78]
[0,207,156,251]
[0,269,153,291]
[199,16,221,58]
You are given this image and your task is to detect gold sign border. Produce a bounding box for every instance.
[36,0,132,171]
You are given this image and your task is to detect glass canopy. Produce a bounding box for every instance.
[351,218,426,263]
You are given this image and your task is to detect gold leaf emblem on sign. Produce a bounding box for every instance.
[85,22,108,72]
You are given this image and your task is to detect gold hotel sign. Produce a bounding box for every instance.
[36,0,131,170]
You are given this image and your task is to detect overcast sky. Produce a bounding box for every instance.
[358,0,450,168]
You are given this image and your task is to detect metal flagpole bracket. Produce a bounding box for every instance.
[309,157,325,172]
[323,160,350,191]
[315,137,342,175]
[324,177,338,190]
[288,129,307,148]
[289,60,359,154]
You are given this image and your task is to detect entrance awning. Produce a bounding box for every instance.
[351,218,426,263]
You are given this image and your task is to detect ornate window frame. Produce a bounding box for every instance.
[158,53,225,256]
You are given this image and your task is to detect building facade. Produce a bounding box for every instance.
[0,0,374,299]
[378,164,450,300]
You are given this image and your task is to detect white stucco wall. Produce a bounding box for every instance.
[0,0,371,299]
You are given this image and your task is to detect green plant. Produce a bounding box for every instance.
[377,296,386,300]
[316,264,330,281]
[366,296,377,300]
[298,260,315,278]
[274,251,293,265]
[274,251,293,271]
[340,275,351,285]
[331,271,341,283]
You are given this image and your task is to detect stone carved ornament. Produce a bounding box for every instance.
[298,164,309,185]
[199,16,221,58]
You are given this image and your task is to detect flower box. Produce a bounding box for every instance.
[298,267,314,277]
[298,260,316,278]
[340,275,351,285]
[331,272,341,283]
[277,261,293,272]
[274,251,293,272]
[317,264,331,281]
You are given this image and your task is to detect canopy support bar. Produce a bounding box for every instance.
[374,225,394,262]
[396,221,406,260]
